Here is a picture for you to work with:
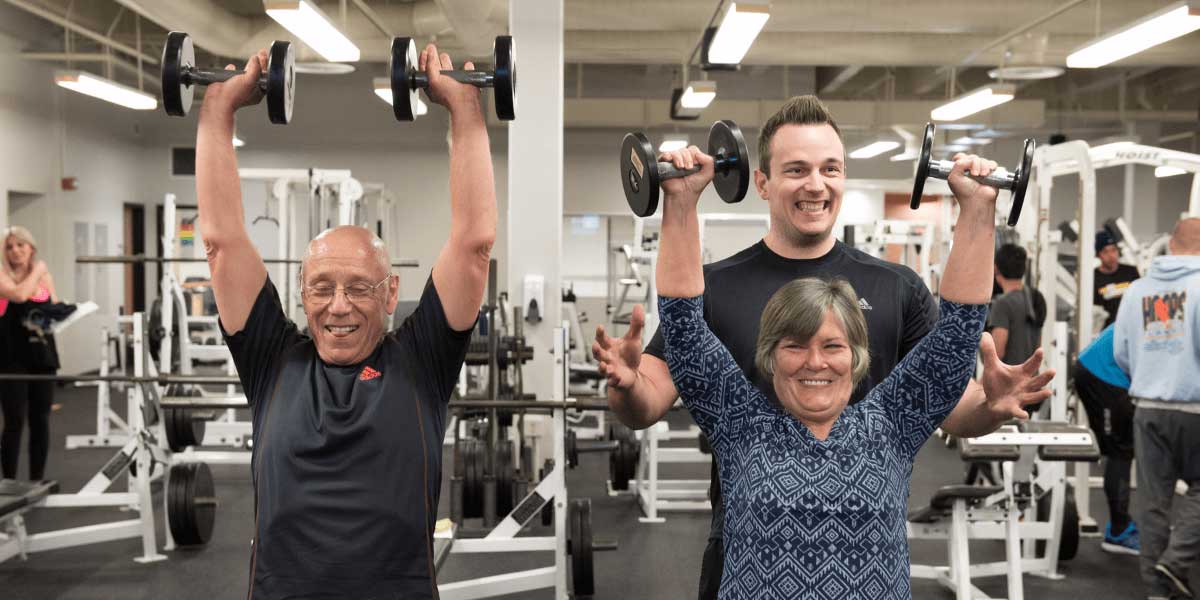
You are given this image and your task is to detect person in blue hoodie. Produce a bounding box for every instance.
[1114,217,1200,600]
[1075,324,1138,555]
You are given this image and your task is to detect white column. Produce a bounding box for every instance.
[508,1,564,402]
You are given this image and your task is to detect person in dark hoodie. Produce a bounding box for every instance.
[1114,217,1200,600]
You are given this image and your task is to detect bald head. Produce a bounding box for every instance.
[303,226,390,280]
[1169,218,1200,256]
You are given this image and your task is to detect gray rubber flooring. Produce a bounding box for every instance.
[0,383,1182,599]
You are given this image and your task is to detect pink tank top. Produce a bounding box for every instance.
[0,284,50,316]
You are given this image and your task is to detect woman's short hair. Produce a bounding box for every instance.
[755,277,871,386]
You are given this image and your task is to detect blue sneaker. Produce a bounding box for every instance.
[1102,521,1141,556]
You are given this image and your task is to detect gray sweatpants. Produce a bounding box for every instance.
[1133,406,1200,596]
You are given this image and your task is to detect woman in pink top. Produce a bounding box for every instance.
[1,226,59,481]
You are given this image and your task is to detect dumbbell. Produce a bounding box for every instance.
[910,122,1035,226]
[389,35,516,122]
[620,120,750,218]
[161,32,295,125]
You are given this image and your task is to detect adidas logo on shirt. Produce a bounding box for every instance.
[359,366,381,381]
[858,298,873,311]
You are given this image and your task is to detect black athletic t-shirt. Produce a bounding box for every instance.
[223,275,471,599]
[1093,264,1140,327]
[644,240,938,539]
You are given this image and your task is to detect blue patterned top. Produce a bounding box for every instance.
[660,296,986,600]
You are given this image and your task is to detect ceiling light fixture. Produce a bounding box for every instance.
[265,0,361,62]
[848,140,900,159]
[931,84,1016,121]
[1067,0,1200,68]
[55,70,157,110]
[703,1,771,65]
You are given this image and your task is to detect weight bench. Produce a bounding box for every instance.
[909,422,1100,600]
[0,479,60,563]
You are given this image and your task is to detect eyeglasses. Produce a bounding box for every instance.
[302,276,390,305]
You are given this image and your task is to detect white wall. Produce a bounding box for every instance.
[1,35,153,373]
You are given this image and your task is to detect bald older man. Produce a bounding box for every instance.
[1114,218,1200,600]
[195,44,494,599]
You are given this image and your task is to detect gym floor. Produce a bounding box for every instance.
[0,383,1185,600]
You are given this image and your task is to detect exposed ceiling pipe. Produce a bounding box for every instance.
[4,0,159,65]
[111,0,254,58]
[431,0,507,56]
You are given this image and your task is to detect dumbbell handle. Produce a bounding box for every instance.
[928,160,1015,189]
[183,67,267,88]
[412,70,494,89]
[658,153,737,181]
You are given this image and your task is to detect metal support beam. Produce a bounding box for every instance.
[3,0,159,65]
[820,65,864,95]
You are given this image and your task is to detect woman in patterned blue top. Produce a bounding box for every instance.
[647,146,1001,599]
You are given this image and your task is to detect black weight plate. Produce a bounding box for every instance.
[709,120,749,205]
[389,37,419,121]
[465,440,483,518]
[266,40,295,125]
[164,408,184,452]
[566,429,578,469]
[161,32,194,117]
[570,498,595,596]
[620,132,660,217]
[167,464,188,544]
[497,441,515,516]
[182,463,199,545]
[1007,137,1036,227]
[190,462,216,545]
[493,35,516,121]
[911,123,935,209]
[1036,485,1079,561]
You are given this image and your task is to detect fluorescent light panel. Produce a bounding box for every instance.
[372,78,427,115]
[679,81,717,109]
[233,135,246,148]
[659,137,689,152]
[266,0,360,62]
[849,140,900,159]
[707,1,771,64]
[1067,1,1200,68]
[55,70,157,110]
[931,84,1015,121]
[952,136,993,146]
[1156,166,1188,178]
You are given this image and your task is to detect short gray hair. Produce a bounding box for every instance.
[755,277,870,386]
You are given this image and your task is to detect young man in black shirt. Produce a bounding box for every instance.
[197,44,494,599]
[593,95,1055,599]
[1094,230,1140,328]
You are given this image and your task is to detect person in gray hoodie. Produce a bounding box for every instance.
[1115,217,1200,600]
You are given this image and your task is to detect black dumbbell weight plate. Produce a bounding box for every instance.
[620,132,660,217]
[1007,137,1036,226]
[389,37,420,122]
[493,36,516,121]
[190,462,216,546]
[570,498,595,596]
[161,31,195,117]
[709,120,749,205]
[266,40,295,125]
[496,440,515,516]
[910,123,936,209]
